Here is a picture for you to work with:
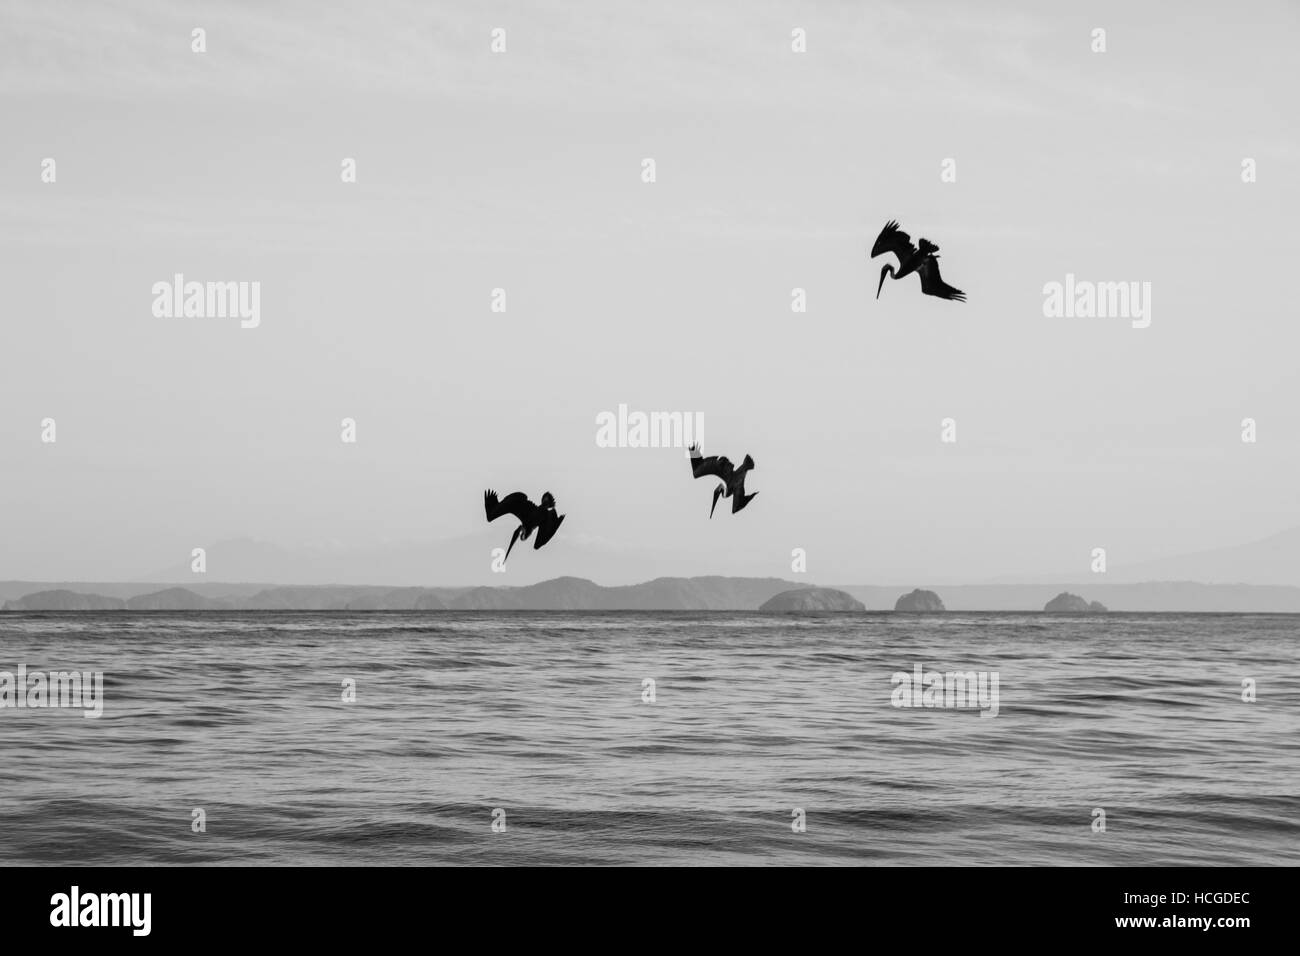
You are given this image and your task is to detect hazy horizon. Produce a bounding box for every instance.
[5,521,1300,590]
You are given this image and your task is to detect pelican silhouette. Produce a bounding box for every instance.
[871,219,966,302]
[688,443,757,518]
[483,489,565,562]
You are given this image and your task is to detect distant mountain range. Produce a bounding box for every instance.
[144,524,1300,583]
[4,523,1300,613]
[28,525,1273,593]
[1107,526,1300,586]
[5,576,1300,612]
[979,526,1300,587]
[1,577,809,612]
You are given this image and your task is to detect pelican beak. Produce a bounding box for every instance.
[710,485,724,519]
[504,525,523,563]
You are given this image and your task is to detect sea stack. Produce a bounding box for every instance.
[893,589,946,612]
[1044,592,1108,613]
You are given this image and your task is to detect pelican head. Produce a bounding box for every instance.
[876,264,893,300]
[710,484,725,519]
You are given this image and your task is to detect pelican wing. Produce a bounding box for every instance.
[533,510,565,549]
[916,257,966,301]
[691,454,734,481]
[484,489,536,523]
[871,220,917,265]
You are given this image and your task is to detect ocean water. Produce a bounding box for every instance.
[0,611,1296,866]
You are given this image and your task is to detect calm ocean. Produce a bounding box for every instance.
[1,611,1296,865]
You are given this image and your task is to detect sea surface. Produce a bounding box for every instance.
[0,611,1297,866]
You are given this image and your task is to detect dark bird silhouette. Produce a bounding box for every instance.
[871,219,966,302]
[688,443,757,518]
[483,489,565,562]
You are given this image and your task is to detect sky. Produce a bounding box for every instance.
[1,0,1298,585]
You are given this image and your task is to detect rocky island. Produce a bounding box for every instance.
[1043,592,1108,613]
[759,587,866,613]
[893,589,946,612]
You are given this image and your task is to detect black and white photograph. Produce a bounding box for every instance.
[1,0,1294,938]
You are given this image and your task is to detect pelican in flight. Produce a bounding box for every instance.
[688,443,757,518]
[871,219,966,302]
[483,489,565,562]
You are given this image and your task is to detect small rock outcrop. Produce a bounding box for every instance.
[893,589,946,612]
[759,588,866,613]
[1044,592,1108,613]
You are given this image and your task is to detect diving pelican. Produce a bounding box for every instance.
[483,489,565,562]
[688,443,757,518]
[871,219,966,302]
